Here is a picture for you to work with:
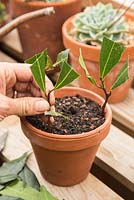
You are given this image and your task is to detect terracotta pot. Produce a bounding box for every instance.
[9,0,86,61]
[20,87,112,186]
[62,14,134,103]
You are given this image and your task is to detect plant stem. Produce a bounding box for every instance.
[46,89,54,132]
[0,7,54,39]
[108,0,134,29]
[100,78,111,115]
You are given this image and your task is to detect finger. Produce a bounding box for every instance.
[45,76,55,106]
[16,92,32,98]
[9,97,50,116]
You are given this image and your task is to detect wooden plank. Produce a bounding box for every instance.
[96,125,134,192]
[0,29,22,53]
[0,50,16,62]
[111,89,134,133]
[0,116,123,200]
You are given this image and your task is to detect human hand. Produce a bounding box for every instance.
[0,62,55,120]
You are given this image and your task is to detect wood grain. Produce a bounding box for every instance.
[111,89,134,133]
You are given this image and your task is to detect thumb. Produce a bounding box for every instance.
[0,95,50,117]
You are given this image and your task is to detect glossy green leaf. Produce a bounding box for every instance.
[0,181,40,200]
[30,51,47,93]
[54,62,79,90]
[111,60,129,90]
[19,166,40,191]
[79,49,96,84]
[40,186,56,200]
[100,37,125,79]
[45,111,69,119]
[25,50,46,64]
[53,49,69,67]
[0,153,28,184]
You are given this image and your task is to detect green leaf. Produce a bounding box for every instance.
[111,60,129,90]
[0,175,18,185]
[0,196,21,200]
[45,111,69,119]
[46,55,53,70]
[19,166,40,191]
[25,51,45,64]
[79,49,96,84]
[100,37,125,79]
[0,181,40,200]
[40,186,56,200]
[30,51,47,93]
[0,153,28,184]
[54,62,79,90]
[0,185,4,190]
[53,49,69,67]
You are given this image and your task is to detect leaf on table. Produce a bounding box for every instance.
[54,49,69,67]
[45,111,69,119]
[0,196,21,200]
[111,59,129,90]
[19,166,40,191]
[0,153,28,184]
[0,185,4,190]
[100,37,125,79]
[0,180,40,200]
[79,49,96,84]
[0,174,18,185]
[40,186,57,200]
[54,62,79,90]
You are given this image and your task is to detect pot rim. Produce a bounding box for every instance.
[14,0,80,7]
[21,87,112,140]
[62,13,134,61]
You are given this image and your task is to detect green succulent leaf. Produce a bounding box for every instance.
[100,37,125,79]
[29,51,48,93]
[79,49,96,84]
[40,186,56,200]
[45,111,69,119]
[19,166,40,191]
[54,49,69,67]
[111,59,129,90]
[0,180,40,200]
[54,62,79,90]
[0,153,28,185]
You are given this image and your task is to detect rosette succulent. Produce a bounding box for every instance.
[70,3,129,45]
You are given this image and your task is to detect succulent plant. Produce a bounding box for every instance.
[70,3,129,45]
[0,2,6,23]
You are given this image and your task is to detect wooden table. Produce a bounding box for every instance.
[0,25,134,200]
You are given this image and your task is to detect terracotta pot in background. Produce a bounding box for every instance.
[9,0,88,62]
[62,14,134,104]
[21,87,112,186]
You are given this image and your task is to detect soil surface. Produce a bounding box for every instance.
[27,95,105,135]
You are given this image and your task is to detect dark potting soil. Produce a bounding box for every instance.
[27,95,105,135]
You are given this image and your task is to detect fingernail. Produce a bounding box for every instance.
[35,100,49,112]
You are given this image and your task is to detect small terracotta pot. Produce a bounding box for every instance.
[9,0,86,61]
[20,87,112,186]
[62,14,134,103]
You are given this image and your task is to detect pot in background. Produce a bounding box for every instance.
[62,14,134,103]
[10,0,86,62]
[21,87,112,186]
